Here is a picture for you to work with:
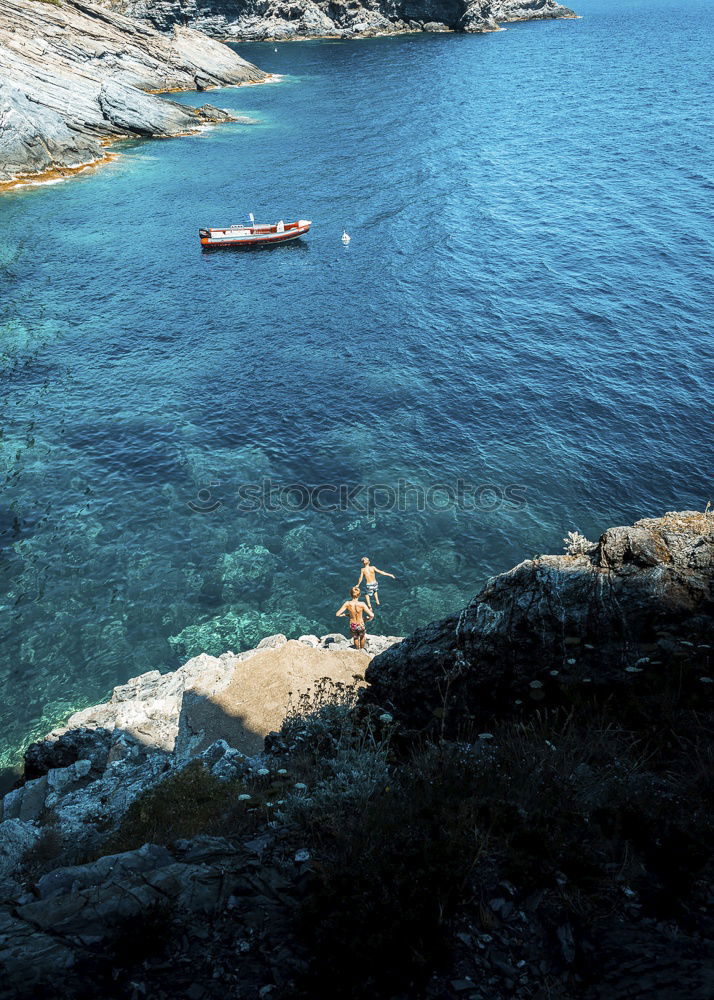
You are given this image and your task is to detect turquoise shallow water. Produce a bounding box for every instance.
[1,0,712,768]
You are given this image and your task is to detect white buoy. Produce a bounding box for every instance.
[341,230,351,244]
[274,47,278,52]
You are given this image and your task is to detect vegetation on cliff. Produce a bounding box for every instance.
[1,512,711,999]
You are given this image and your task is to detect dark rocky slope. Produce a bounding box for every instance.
[0,512,710,1000]
[364,511,714,733]
[101,0,577,41]
[0,0,266,187]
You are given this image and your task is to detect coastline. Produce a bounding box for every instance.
[1,2,712,986]
[5,509,711,801]
[0,512,710,994]
[0,77,275,195]
[1,0,577,194]
[0,151,120,195]
[215,10,579,44]
[0,0,269,193]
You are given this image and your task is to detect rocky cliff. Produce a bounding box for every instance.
[0,512,711,999]
[364,510,714,733]
[0,0,266,187]
[100,0,577,41]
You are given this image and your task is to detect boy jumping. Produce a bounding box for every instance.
[336,586,374,650]
[356,556,395,611]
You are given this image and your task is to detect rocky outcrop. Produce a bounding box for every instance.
[0,632,400,894]
[101,0,577,41]
[0,0,266,186]
[1,514,711,997]
[0,837,298,996]
[0,631,401,992]
[364,511,714,733]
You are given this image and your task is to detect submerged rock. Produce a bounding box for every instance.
[0,0,266,185]
[169,610,316,658]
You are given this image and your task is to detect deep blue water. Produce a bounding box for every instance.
[1,0,712,768]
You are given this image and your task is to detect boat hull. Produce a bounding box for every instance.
[199,220,311,249]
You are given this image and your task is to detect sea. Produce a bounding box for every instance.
[1,0,712,772]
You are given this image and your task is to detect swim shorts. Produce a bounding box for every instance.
[366,582,379,596]
[350,622,366,638]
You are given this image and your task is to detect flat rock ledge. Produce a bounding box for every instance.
[0,0,267,187]
[0,632,402,897]
[102,0,578,41]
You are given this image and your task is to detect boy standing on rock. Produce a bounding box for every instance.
[336,586,374,650]
[356,556,395,611]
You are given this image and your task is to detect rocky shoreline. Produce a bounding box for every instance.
[0,0,578,189]
[100,0,578,42]
[0,0,267,189]
[0,511,711,997]
[0,632,402,889]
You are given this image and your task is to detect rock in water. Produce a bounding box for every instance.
[364,511,714,732]
[0,0,266,186]
[96,0,577,40]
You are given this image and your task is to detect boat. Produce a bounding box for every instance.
[199,219,311,249]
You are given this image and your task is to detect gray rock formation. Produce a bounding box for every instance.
[0,0,266,186]
[364,511,714,733]
[1,515,711,995]
[100,0,576,40]
[0,631,401,896]
[0,836,295,994]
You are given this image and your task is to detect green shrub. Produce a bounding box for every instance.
[292,743,488,998]
[272,676,363,767]
[286,707,713,998]
[105,761,240,853]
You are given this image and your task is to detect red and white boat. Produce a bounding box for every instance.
[199,218,311,249]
